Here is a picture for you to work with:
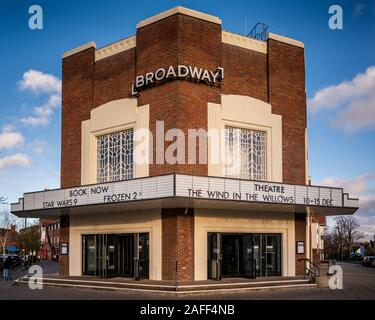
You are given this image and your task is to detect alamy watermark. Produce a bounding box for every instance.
[28,5,43,30]
[28,265,43,290]
[328,265,343,290]
[329,5,344,30]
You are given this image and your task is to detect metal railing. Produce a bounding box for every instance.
[298,258,320,283]
[247,22,269,41]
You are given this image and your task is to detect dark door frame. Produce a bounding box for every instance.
[82,233,150,280]
[208,232,282,280]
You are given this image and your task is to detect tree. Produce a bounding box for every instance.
[0,207,23,254]
[324,216,364,260]
[18,224,40,254]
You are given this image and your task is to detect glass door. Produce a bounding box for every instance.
[82,235,97,276]
[138,233,149,279]
[208,233,222,280]
[207,233,282,279]
[242,235,255,279]
[265,234,281,276]
[222,235,241,277]
[97,234,108,278]
[119,235,134,277]
[107,235,119,278]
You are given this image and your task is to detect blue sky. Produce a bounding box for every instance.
[0,0,374,238]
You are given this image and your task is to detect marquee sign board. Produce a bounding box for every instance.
[131,65,224,96]
[11,175,356,214]
[175,175,344,207]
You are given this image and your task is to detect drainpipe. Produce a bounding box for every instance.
[306,211,311,262]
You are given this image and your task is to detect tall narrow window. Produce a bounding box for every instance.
[225,127,267,180]
[97,129,134,183]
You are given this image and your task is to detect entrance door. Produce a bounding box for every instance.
[107,235,119,278]
[82,234,108,277]
[207,233,282,279]
[221,235,241,277]
[242,235,255,279]
[119,235,134,277]
[82,235,97,276]
[264,234,281,277]
[97,234,108,278]
[82,233,149,279]
[135,233,150,279]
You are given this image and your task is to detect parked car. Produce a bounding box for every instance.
[0,254,22,271]
[9,255,22,267]
[362,256,375,267]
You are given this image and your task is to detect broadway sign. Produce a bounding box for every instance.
[131,65,224,95]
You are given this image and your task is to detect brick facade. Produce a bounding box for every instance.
[61,48,95,189]
[268,39,307,185]
[59,215,70,276]
[295,213,307,275]
[162,209,194,281]
[61,10,308,279]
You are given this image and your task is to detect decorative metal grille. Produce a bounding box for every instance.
[97,129,134,183]
[225,127,267,180]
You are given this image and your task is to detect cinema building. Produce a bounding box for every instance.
[12,7,358,282]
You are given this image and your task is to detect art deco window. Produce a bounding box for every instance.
[225,127,267,181]
[97,129,134,183]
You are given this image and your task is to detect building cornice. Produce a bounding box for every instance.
[222,31,267,54]
[268,32,304,48]
[62,42,97,59]
[136,6,221,29]
[95,36,136,61]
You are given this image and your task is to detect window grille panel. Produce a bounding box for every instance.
[97,129,134,183]
[225,127,267,181]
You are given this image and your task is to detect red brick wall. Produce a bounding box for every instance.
[295,213,307,275]
[59,216,70,276]
[94,49,136,107]
[268,39,307,185]
[162,209,194,281]
[222,43,268,102]
[137,14,221,280]
[61,47,95,189]
[137,14,221,177]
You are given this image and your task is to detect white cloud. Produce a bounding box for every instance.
[21,94,61,126]
[319,173,375,239]
[320,173,375,196]
[18,69,61,127]
[308,66,375,133]
[18,69,61,95]
[0,154,31,170]
[0,127,25,149]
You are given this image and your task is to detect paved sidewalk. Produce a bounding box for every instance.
[0,262,374,300]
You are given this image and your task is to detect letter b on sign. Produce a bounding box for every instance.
[28,265,43,290]
[328,5,343,30]
[28,5,43,30]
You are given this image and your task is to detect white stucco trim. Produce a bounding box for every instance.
[305,128,309,185]
[136,6,221,29]
[81,99,150,185]
[69,210,162,280]
[208,94,283,182]
[95,36,136,61]
[62,42,97,59]
[222,31,267,54]
[268,32,304,48]
[194,209,296,281]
